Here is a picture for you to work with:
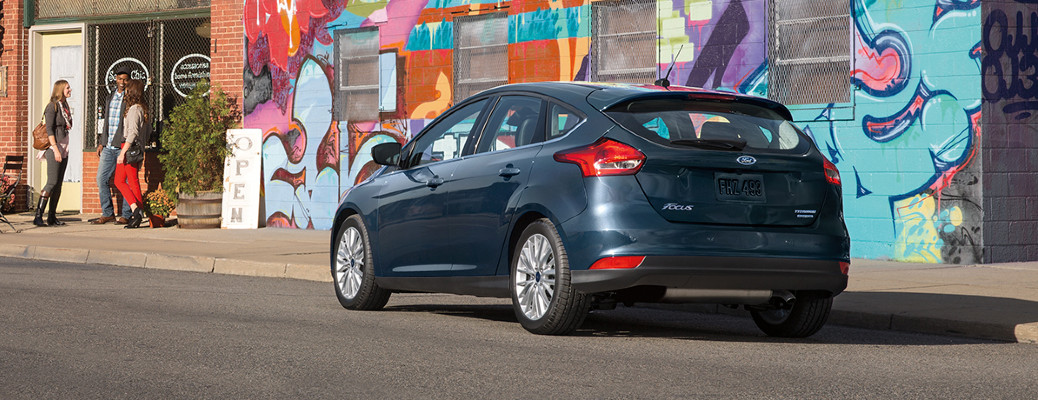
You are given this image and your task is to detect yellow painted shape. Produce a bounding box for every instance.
[893,194,942,263]
[658,0,695,64]
[688,0,713,21]
[411,72,453,120]
[558,37,591,82]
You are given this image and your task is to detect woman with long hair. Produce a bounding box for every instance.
[34,80,73,226]
[113,79,149,228]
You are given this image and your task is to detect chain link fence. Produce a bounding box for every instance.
[590,0,657,84]
[768,0,851,105]
[86,17,210,149]
[34,0,209,20]
[453,12,510,102]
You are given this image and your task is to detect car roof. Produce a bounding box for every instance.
[476,82,792,120]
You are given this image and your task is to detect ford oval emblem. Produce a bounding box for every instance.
[736,155,757,165]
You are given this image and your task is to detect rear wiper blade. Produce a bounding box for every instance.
[670,138,747,151]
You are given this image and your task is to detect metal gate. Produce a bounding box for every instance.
[86,17,211,148]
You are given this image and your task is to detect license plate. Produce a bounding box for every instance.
[715,173,765,202]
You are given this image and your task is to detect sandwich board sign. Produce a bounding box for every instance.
[222,129,262,229]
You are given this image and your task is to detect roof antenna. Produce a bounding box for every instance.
[654,45,684,89]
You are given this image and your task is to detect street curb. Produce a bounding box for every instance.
[87,250,149,268]
[1,243,1033,344]
[214,259,286,278]
[0,244,329,283]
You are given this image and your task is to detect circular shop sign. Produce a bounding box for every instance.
[171,54,212,97]
[105,57,150,93]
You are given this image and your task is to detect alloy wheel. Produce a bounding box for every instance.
[335,226,365,300]
[513,233,557,320]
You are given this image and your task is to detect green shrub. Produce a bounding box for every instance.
[158,81,241,195]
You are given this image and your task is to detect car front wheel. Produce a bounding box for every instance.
[750,293,832,338]
[510,219,590,335]
[332,215,390,310]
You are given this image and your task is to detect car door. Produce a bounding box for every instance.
[447,95,546,275]
[375,99,489,277]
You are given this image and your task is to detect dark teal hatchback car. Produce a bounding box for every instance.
[331,82,850,337]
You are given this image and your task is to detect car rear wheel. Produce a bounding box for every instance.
[750,293,832,338]
[510,219,590,335]
[333,215,390,310]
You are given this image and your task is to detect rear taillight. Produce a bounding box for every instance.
[589,256,646,270]
[823,157,841,186]
[553,138,645,177]
[839,261,850,275]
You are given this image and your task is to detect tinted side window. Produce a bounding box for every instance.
[476,96,544,154]
[405,99,487,167]
[548,103,582,139]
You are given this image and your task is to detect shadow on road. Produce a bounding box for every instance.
[385,300,1000,346]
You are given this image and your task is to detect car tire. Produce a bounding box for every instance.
[332,215,390,310]
[750,293,832,338]
[510,219,590,335]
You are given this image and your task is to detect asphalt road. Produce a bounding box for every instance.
[3,257,1037,399]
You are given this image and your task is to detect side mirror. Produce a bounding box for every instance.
[371,142,403,166]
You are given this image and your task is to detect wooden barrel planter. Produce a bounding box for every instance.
[176,191,222,229]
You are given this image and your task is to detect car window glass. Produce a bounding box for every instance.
[606,99,807,153]
[477,96,543,154]
[642,117,670,139]
[407,99,487,167]
[549,103,582,139]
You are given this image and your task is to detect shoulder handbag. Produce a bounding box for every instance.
[32,115,49,151]
[125,138,145,164]
[124,107,148,164]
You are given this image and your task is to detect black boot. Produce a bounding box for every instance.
[33,196,48,227]
[125,207,144,229]
[47,189,65,226]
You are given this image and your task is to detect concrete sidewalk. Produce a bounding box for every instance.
[2,212,1036,343]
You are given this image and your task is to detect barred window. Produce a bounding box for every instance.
[591,0,657,84]
[454,13,509,103]
[768,0,851,105]
[335,28,380,121]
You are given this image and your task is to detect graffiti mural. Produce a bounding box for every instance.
[657,0,768,95]
[243,0,994,263]
[798,0,983,263]
[244,0,773,230]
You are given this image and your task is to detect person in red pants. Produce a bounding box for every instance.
[113,79,149,229]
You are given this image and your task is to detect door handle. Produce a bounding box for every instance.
[499,167,521,177]
[426,177,445,188]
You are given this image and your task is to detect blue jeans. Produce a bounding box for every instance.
[97,146,132,218]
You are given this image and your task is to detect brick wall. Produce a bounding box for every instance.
[210,0,244,112]
[0,2,30,211]
[981,1,1038,262]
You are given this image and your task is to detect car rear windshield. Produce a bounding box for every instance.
[605,98,810,154]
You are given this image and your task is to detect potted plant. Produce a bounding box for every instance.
[144,188,176,228]
[157,81,241,228]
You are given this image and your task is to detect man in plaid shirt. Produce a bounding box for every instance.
[92,66,133,224]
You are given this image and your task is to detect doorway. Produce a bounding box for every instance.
[30,25,86,212]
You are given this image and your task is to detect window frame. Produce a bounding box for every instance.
[472,95,547,155]
[590,0,657,84]
[334,26,381,121]
[453,12,510,103]
[767,0,852,106]
[401,98,492,169]
[547,101,586,140]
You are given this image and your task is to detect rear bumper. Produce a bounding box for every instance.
[571,255,847,295]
